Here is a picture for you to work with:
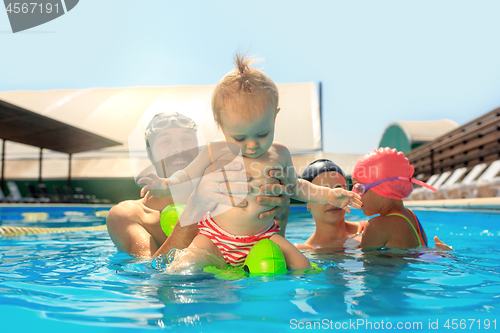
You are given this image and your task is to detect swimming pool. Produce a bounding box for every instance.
[0,206,499,332]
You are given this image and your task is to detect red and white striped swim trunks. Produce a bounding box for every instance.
[198,214,281,267]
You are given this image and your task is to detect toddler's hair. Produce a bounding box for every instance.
[211,53,279,126]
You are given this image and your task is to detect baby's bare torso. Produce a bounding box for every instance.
[210,145,286,236]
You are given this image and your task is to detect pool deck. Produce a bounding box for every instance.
[404,197,500,210]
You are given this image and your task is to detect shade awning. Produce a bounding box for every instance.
[0,83,320,179]
[0,99,121,154]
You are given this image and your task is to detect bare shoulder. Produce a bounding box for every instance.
[371,214,407,228]
[271,141,290,154]
[365,215,411,242]
[365,216,389,227]
[360,216,391,248]
[363,216,392,236]
[369,215,395,224]
[271,142,292,165]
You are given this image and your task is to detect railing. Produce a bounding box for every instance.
[407,107,500,180]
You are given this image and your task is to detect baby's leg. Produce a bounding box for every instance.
[189,234,224,257]
[270,234,311,270]
[166,234,226,273]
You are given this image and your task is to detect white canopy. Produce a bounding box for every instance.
[0,83,322,179]
[389,119,459,143]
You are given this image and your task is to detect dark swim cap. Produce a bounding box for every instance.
[301,159,346,182]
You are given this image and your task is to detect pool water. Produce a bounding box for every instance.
[0,206,110,227]
[0,207,499,332]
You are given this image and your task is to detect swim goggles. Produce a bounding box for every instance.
[145,112,197,137]
[353,177,436,195]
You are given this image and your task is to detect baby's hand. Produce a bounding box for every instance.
[137,173,171,201]
[328,188,362,213]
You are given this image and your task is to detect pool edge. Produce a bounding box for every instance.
[404,197,500,210]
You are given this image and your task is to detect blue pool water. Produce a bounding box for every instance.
[0,205,110,227]
[0,206,499,332]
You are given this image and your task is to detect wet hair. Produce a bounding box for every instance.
[301,159,346,182]
[211,53,279,127]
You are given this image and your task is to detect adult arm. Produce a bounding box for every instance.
[152,214,200,258]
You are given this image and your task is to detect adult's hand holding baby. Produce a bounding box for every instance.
[178,161,251,227]
[257,168,292,236]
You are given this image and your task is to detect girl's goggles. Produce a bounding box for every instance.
[353,176,436,195]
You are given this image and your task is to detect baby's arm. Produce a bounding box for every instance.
[274,143,361,212]
[294,179,362,213]
[270,234,311,269]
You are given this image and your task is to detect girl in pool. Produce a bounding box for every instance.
[296,158,453,251]
[353,147,435,248]
[140,54,361,269]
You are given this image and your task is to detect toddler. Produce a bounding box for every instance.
[141,54,361,269]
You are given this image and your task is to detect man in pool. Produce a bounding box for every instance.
[106,112,291,258]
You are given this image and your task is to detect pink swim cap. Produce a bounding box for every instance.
[353,147,415,200]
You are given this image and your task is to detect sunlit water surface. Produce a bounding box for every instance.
[0,206,499,332]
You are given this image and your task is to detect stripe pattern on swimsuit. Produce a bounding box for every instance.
[198,214,281,267]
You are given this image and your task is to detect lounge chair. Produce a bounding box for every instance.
[75,187,101,204]
[26,183,50,203]
[484,172,500,197]
[6,181,35,203]
[471,160,500,198]
[53,185,69,203]
[443,163,487,199]
[64,186,80,203]
[487,181,500,197]
[429,167,468,200]
[456,160,500,198]
[1,186,14,203]
[422,171,452,200]
[38,184,54,203]
[408,174,440,200]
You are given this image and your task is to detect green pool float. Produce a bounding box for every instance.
[242,238,288,276]
[203,239,323,280]
[160,203,185,237]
